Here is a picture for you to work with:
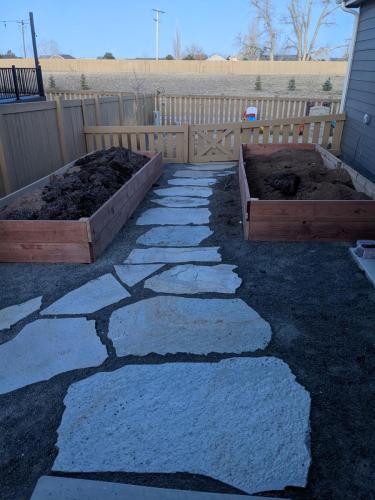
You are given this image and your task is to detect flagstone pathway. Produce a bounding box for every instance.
[0,161,311,499]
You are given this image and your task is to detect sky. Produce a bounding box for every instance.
[1,0,354,59]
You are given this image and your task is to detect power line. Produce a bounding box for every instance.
[1,19,29,58]
[152,8,165,61]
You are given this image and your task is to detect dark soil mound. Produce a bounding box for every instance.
[245,149,370,200]
[1,147,150,220]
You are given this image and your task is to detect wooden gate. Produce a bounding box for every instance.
[189,123,241,162]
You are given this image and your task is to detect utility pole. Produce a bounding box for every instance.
[0,19,29,57]
[152,8,165,60]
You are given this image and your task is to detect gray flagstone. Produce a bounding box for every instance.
[31,476,286,500]
[168,178,217,187]
[114,264,164,287]
[151,196,209,208]
[174,170,227,178]
[52,357,310,495]
[0,296,42,331]
[136,208,210,226]
[0,318,107,395]
[144,264,242,294]
[187,165,236,171]
[124,247,221,264]
[136,226,213,247]
[41,274,130,315]
[108,296,271,356]
[154,186,212,198]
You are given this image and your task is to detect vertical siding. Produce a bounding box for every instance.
[341,0,375,182]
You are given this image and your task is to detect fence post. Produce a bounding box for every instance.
[11,66,20,101]
[184,124,189,163]
[55,96,69,163]
[118,93,125,125]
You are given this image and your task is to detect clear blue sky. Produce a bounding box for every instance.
[1,0,354,59]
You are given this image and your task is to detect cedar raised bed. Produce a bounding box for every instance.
[0,151,162,263]
[239,143,375,241]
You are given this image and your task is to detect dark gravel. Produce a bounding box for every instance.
[0,165,374,500]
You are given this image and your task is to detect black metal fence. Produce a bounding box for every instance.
[0,65,45,101]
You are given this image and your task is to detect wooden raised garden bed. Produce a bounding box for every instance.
[0,151,162,263]
[239,143,375,241]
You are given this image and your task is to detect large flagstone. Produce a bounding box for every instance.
[108,296,271,355]
[0,318,107,395]
[187,164,236,171]
[174,170,227,178]
[154,186,213,197]
[41,274,130,315]
[0,296,42,331]
[124,247,221,264]
[136,208,210,226]
[168,178,217,187]
[52,357,311,495]
[137,226,213,247]
[114,264,164,287]
[144,264,241,294]
[31,476,285,499]
[151,196,209,208]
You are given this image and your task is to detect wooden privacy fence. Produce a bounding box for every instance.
[0,95,153,196]
[84,113,345,164]
[155,94,341,125]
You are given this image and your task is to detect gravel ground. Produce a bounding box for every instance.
[0,165,374,500]
[44,72,343,99]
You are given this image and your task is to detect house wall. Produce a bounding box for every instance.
[341,0,375,182]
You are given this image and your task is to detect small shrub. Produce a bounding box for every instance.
[48,75,56,90]
[322,77,333,91]
[288,77,296,91]
[80,73,90,91]
[254,75,262,91]
[165,54,174,60]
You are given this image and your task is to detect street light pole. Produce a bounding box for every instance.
[152,8,165,60]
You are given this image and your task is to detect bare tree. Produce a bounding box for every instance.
[251,0,277,60]
[173,28,182,59]
[284,0,341,60]
[236,17,264,60]
[183,44,207,60]
[38,39,59,56]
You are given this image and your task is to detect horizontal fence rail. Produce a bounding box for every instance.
[84,125,189,163]
[155,94,341,125]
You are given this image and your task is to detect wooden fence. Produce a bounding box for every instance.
[155,94,341,125]
[84,114,345,164]
[0,95,154,196]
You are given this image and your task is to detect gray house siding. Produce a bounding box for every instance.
[341,0,375,182]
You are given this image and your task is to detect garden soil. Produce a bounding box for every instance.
[245,148,370,200]
[0,148,149,221]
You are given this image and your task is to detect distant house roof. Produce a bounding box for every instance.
[207,54,226,61]
[40,54,75,59]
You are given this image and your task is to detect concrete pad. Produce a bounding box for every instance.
[114,264,164,287]
[174,171,225,178]
[137,226,213,247]
[151,196,209,208]
[136,208,210,226]
[52,357,310,495]
[0,296,42,331]
[124,247,221,264]
[41,274,130,316]
[154,186,213,197]
[0,318,107,395]
[168,178,217,187]
[31,476,284,500]
[145,264,241,294]
[108,296,271,356]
